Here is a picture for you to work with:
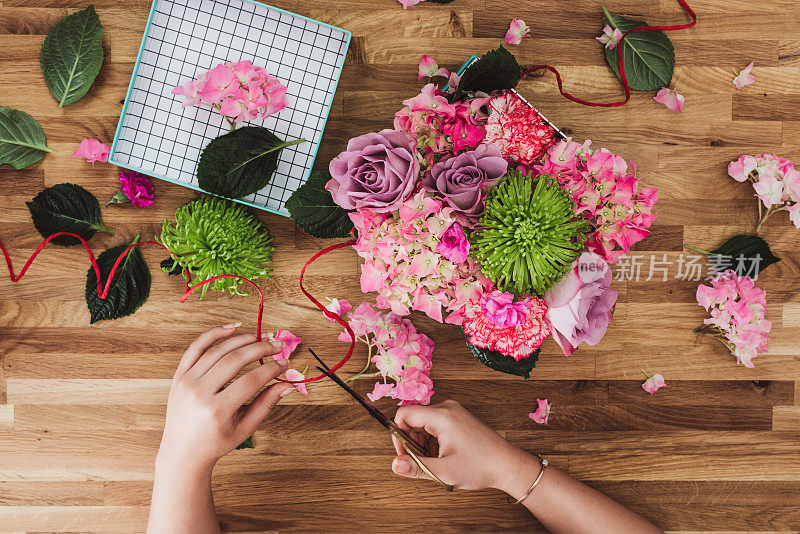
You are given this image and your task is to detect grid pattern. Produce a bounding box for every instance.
[110,0,350,215]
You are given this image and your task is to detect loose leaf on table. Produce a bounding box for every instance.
[27,183,112,247]
[236,436,254,450]
[451,46,521,101]
[601,6,675,92]
[40,5,104,107]
[285,170,354,239]
[0,107,52,169]
[465,338,539,379]
[198,126,306,199]
[699,234,781,277]
[85,236,151,323]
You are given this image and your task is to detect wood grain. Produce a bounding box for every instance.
[1,0,799,532]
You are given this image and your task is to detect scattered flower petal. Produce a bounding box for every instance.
[733,61,756,90]
[367,382,395,402]
[653,87,685,113]
[397,0,423,8]
[529,398,551,424]
[285,368,308,395]
[642,373,665,394]
[268,330,301,361]
[418,55,449,80]
[71,138,110,163]
[596,24,623,50]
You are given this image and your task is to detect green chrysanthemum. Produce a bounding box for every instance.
[471,170,589,295]
[159,196,274,297]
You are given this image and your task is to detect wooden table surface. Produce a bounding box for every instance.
[2,0,800,532]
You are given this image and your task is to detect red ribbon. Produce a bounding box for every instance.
[521,0,697,107]
[1,232,359,385]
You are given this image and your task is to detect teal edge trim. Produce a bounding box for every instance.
[108,0,352,218]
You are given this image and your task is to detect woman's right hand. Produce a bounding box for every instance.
[390,399,541,494]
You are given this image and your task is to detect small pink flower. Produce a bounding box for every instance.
[504,18,530,46]
[117,170,155,208]
[642,373,665,394]
[324,298,352,320]
[397,0,423,8]
[71,138,110,163]
[653,87,684,113]
[197,63,237,104]
[753,172,784,208]
[728,155,758,182]
[285,369,308,395]
[269,330,301,361]
[733,61,755,90]
[367,382,395,402]
[399,191,441,223]
[596,25,623,50]
[436,223,470,264]
[788,202,800,228]
[417,55,448,80]
[529,398,551,425]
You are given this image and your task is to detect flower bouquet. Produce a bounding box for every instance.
[287,47,659,378]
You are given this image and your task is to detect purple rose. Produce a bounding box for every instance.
[544,252,618,357]
[327,129,419,213]
[423,144,508,219]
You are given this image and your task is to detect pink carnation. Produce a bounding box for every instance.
[463,294,551,360]
[483,92,557,165]
[118,170,155,208]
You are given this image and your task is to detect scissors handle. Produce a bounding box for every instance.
[388,423,454,492]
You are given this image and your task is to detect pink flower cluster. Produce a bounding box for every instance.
[696,270,771,368]
[172,60,288,122]
[728,153,800,227]
[336,301,435,405]
[483,92,557,165]
[463,292,551,360]
[535,138,658,263]
[394,82,488,158]
[350,191,490,325]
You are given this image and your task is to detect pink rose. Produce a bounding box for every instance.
[544,252,618,356]
[436,223,470,264]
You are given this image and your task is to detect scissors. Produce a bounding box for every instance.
[308,349,454,492]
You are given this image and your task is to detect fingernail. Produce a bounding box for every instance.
[280,387,295,398]
[276,358,290,366]
[392,458,410,474]
[271,340,285,350]
[223,322,242,329]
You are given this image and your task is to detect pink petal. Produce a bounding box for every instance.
[71,138,110,163]
[653,88,684,113]
[366,382,395,402]
[285,369,308,395]
[528,398,551,425]
[504,18,530,45]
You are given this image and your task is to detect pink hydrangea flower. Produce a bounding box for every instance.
[367,382,395,402]
[727,154,800,226]
[268,330,301,361]
[71,138,110,163]
[788,202,800,228]
[733,61,755,90]
[285,368,308,395]
[504,19,530,46]
[436,223,470,264]
[397,0,423,8]
[696,270,770,368]
[653,87,684,112]
[596,25,623,49]
[642,373,665,394]
[418,55,448,80]
[529,398,551,424]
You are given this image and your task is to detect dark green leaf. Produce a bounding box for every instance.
[85,238,151,323]
[160,258,183,276]
[285,170,354,238]
[452,46,521,101]
[465,338,539,379]
[27,183,112,247]
[40,5,104,107]
[602,7,674,92]
[706,234,781,277]
[198,126,306,199]
[236,436,254,450]
[0,107,52,169]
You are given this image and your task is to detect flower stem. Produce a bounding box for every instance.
[755,206,786,235]
[683,243,712,255]
[344,341,375,383]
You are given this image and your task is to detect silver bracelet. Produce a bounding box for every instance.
[511,455,549,505]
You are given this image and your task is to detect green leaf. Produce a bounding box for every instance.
[465,338,539,379]
[236,436,254,450]
[27,183,112,247]
[198,126,306,199]
[601,6,675,92]
[452,46,521,101]
[689,234,781,277]
[40,5,104,107]
[285,170,354,238]
[85,237,151,324]
[0,107,52,169]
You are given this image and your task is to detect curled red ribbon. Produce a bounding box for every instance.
[521,0,697,107]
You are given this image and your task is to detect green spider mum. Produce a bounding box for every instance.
[159,196,274,298]
[471,170,589,296]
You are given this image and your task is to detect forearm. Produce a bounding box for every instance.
[499,451,662,534]
[147,453,221,534]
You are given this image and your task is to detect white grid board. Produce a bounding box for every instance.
[111,0,349,214]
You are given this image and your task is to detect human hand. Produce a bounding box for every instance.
[156,324,295,474]
[390,399,541,494]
